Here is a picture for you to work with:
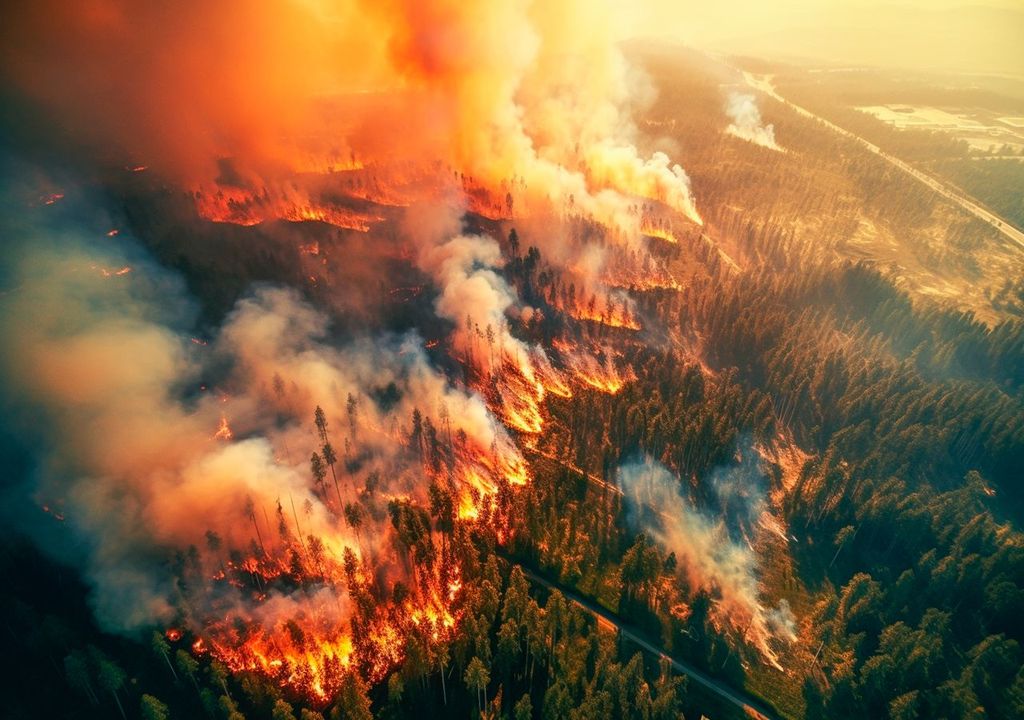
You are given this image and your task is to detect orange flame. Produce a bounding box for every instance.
[565,348,634,394]
[213,415,233,441]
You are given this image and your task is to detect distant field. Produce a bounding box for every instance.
[858,105,984,129]
[857,104,1024,153]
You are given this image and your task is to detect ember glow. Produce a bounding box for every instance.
[91,264,133,278]
[193,184,383,232]
[566,294,643,331]
[213,415,234,441]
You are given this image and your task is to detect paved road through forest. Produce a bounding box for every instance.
[744,72,1024,253]
[517,564,782,720]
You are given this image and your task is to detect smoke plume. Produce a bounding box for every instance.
[724,91,782,151]
[1,1,699,220]
[618,456,795,668]
[0,195,526,691]
[1,0,701,308]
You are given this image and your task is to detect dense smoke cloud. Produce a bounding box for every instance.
[0,1,340,178]
[0,0,711,696]
[618,455,795,667]
[1,0,705,354]
[1,0,700,225]
[0,198,521,656]
[724,91,782,151]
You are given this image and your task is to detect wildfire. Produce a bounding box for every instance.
[196,525,468,702]
[187,156,516,233]
[206,618,356,703]
[64,63,702,711]
[180,374,534,703]
[190,533,461,701]
[461,175,513,220]
[565,348,634,394]
[213,415,233,441]
[532,349,573,399]
[437,421,532,526]
[2,0,732,706]
[494,448,530,487]
[193,184,382,232]
[457,493,480,521]
[493,364,545,434]
[638,226,679,246]
[567,301,642,331]
[288,152,364,176]
[461,340,550,437]
[89,140,669,705]
[634,205,684,244]
[603,263,681,292]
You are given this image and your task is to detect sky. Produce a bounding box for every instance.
[626,1,1024,75]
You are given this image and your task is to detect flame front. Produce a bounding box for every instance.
[169,375,532,703]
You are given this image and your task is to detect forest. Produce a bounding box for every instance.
[1,27,1023,720]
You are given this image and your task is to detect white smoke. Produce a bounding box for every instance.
[725,91,782,151]
[618,456,795,667]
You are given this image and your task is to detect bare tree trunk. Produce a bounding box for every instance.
[110,690,126,720]
[250,512,267,557]
[161,650,178,681]
[290,494,310,566]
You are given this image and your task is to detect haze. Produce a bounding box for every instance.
[630,0,1023,75]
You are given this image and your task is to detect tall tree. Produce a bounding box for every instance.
[272,699,298,720]
[465,656,491,717]
[151,631,178,681]
[64,651,98,705]
[140,694,170,720]
[96,655,127,720]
